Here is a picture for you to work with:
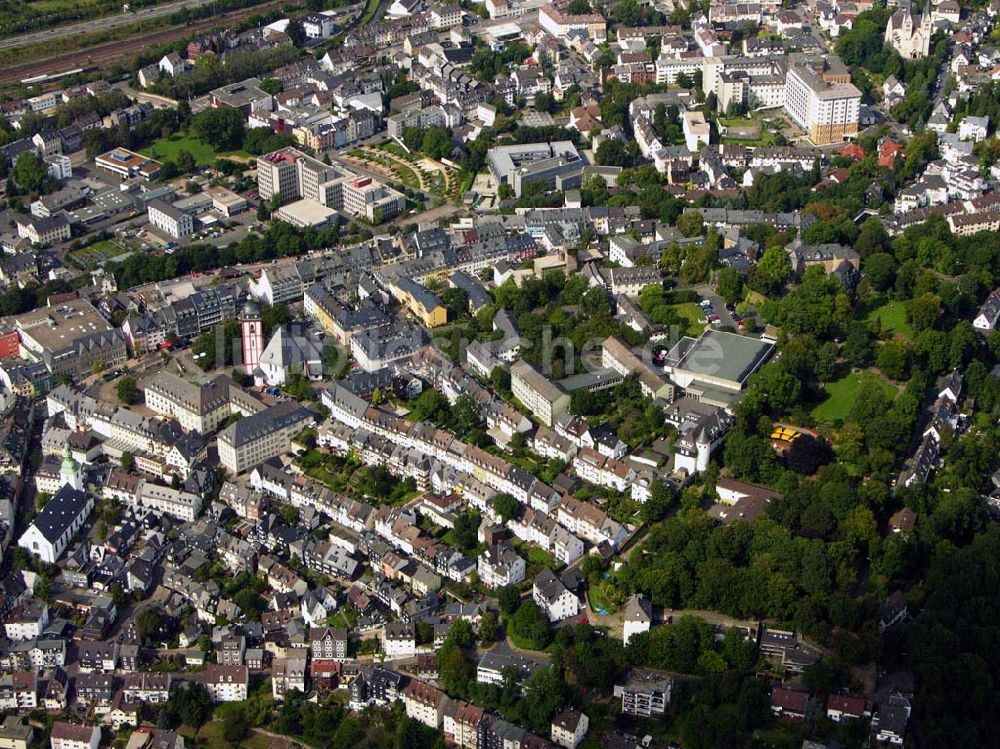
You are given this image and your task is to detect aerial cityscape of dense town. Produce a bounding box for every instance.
[1,0,1000,747]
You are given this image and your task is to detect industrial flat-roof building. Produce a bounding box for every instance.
[95,148,162,181]
[665,329,774,396]
[275,199,339,228]
[209,78,274,116]
[487,141,586,198]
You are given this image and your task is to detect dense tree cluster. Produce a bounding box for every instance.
[146,44,302,100]
[627,616,757,675]
[108,222,340,289]
[406,391,489,445]
[491,272,644,381]
[469,41,533,82]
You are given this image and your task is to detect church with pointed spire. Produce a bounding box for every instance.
[18,444,93,564]
[884,0,933,59]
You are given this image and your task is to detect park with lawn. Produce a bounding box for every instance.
[143,130,251,167]
[670,301,708,336]
[864,300,913,339]
[810,368,899,424]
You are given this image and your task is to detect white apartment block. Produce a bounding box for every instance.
[134,481,201,522]
[682,111,710,153]
[477,543,526,589]
[533,570,579,622]
[403,681,446,728]
[551,709,589,749]
[3,603,48,642]
[147,200,194,239]
[204,665,249,702]
[49,722,100,749]
[383,621,417,658]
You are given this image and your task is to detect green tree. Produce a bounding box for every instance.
[232,589,266,619]
[116,376,141,405]
[492,493,521,522]
[221,704,250,742]
[12,152,47,193]
[907,292,941,332]
[478,611,498,643]
[259,77,282,95]
[172,682,212,728]
[595,138,636,167]
[441,287,469,320]
[286,18,306,46]
[677,210,704,238]
[438,645,475,695]
[451,510,481,552]
[751,246,791,295]
[580,174,609,207]
[876,340,911,380]
[135,607,161,646]
[279,504,300,525]
[420,126,453,160]
[855,218,889,256]
[509,601,550,649]
[716,267,743,304]
[864,252,897,291]
[498,585,521,615]
[192,107,246,150]
[175,149,197,174]
[844,322,874,366]
[523,667,566,733]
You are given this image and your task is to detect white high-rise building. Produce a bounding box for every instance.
[784,56,861,146]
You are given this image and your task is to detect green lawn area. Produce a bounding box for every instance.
[866,301,913,339]
[671,302,706,335]
[753,725,802,749]
[179,722,273,749]
[328,607,358,629]
[526,545,558,568]
[587,580,617,615]
[811,369,896,423]
[142,130,249,166]
[379,140,415,161]
[718,115,782,147]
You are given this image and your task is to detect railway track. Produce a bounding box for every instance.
[0,1,286,85]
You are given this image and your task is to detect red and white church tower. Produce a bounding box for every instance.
[241,300,264,376]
